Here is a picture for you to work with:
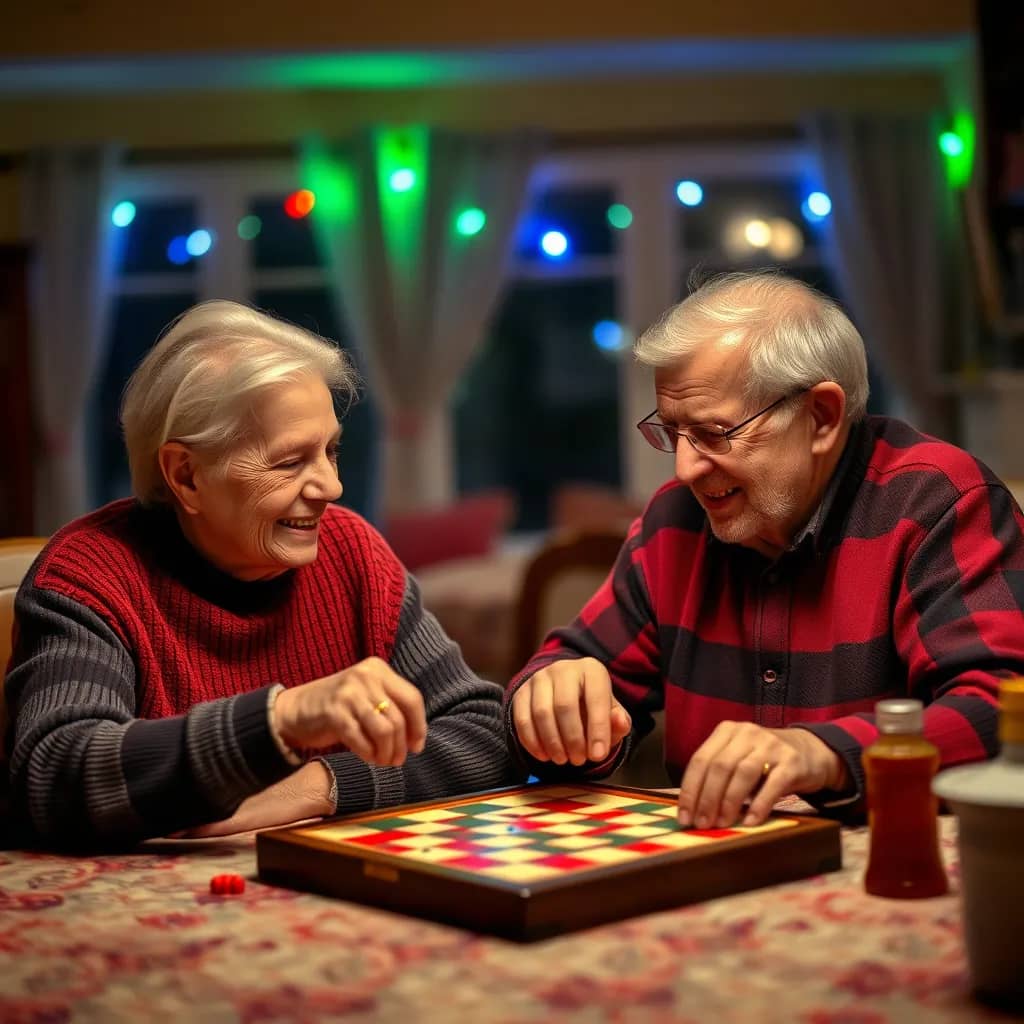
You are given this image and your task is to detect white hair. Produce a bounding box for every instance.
[122,300,357,506]
[633,271,869,420]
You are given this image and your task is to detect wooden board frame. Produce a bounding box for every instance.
[256,784,842,941]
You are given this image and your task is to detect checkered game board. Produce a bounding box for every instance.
[297,785,799,884]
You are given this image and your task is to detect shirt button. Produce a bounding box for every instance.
[762,669,778,684]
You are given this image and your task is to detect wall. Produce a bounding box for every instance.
[5,1,975,58]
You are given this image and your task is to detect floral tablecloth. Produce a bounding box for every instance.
[0,812,1015,1024]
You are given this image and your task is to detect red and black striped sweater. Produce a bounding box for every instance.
[509,417,1024,802]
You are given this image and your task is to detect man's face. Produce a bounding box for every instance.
[188,374,343,580]
[654,342,817,560]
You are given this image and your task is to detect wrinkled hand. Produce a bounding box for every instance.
[177,762,335,839]
[511,657,632,766]
[677,722,848,828]
[273,657,427,767]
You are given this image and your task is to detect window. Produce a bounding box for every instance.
[94,137,855,529]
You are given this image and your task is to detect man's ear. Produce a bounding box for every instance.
[158,442,203,514]
[807,382,846,455]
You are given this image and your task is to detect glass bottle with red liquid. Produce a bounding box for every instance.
[863,698,948,898]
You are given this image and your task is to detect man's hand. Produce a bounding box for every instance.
[273,657,427,767]
[177,761,335,838]
[511,657,631,766]
[677,722,848,828]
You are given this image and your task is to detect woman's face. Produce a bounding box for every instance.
[187,374,343,580]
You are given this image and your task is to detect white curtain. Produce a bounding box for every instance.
[23,145,120,534]
[808,112,972,436]
[302,127,540,514]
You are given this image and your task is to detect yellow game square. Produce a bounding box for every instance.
[545,836,613,850]
[486,847,547,864]
[572,845,641,865]
[606,813,663,825]
[612,825,673,838]
[529,813,579,824]
[392,835,450,849]
[301,824,376,841]
[642,831,713,849]
[731,817,798,834]
[397,822,456,835]
[483,793,550,807]
[397,846,464,863]
[472,836,535,849]
[479,863,560,882]
[472,809,525,821]
[400,809,465,822]
[536,823,594,836]
[471,824,531,836]
[571,793,644,809]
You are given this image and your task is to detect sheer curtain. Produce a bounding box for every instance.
[23,145,120,534]
[808,112,972,437]
[303,127,539,515]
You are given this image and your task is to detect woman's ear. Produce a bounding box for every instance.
[808,382,847,455]
[158,442,202,514]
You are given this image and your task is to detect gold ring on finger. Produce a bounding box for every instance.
[374,699,391,715]
[761,761,773,778]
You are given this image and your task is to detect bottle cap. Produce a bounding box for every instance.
[999,677,1024,745]
[875,698,923,734]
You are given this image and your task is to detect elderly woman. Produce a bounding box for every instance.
[5,301,518,849]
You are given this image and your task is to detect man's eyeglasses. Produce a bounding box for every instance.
[636,389,808,456]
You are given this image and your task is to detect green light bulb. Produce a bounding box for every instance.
[606,203,633,230]
[389,168,416,192]
[939,132,964,158]
[455,207,486,237]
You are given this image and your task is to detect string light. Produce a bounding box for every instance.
[540,230,569,258]
[455,207,487,237]
[237,215,262,240]
[111,201,136,227]
[284,189,316,219]
[166,236,190,266]
[606,204,633,229]
[186,229,213,257]
[389,168,416,192]
[675,180,704,207]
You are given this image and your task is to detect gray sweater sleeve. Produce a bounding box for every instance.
[6,585,294,849]
[320,574,524,813]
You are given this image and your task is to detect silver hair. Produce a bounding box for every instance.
[633,270,869,420]
[122,300,357,506]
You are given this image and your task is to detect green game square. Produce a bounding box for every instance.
[363,816,426,831]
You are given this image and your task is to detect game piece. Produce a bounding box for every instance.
[209,873,246,895]
[257,783,841,940]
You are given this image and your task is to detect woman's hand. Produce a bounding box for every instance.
[272,657,427,767]
[177,761,335,838]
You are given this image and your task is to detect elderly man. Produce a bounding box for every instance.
[508,271,1024,829]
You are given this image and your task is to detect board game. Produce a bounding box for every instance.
[256,784,842,940]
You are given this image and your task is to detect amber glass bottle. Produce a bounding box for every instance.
[863,698,949,898]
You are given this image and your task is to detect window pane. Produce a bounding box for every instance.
[248,197,320,269]
[254,287,378,521]
[516,185,617,262]
[455,278,621,530]
[90,293,197,506]
[115,200,199,276]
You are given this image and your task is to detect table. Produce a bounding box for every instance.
[0,810,1015,1023]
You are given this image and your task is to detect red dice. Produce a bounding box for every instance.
[209,873,246,895]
